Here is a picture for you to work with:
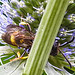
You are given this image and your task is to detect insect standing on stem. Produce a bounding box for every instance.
[1,23,74,68]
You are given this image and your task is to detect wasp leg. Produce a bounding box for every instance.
[19,21,31,32]
[58,48,72,68]
[10,51,28,61]
[8,45,18,57]
[21,50,26,57]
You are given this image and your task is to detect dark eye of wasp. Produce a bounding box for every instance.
[50,40,59,56]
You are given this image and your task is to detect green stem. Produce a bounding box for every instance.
[23,0,69,75]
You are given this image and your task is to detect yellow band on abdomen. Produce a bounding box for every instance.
[10,34,17,45]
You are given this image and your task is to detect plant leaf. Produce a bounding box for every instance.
[0,46,22,55]
[0,60,26,75]
[44,62,72,75]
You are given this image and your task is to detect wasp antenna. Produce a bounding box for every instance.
[60,37,74,47]
[58,49,72,68]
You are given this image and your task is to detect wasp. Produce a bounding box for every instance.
[2,24,74,68]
